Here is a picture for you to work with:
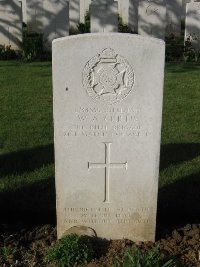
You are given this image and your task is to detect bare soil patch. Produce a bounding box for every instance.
[0,224,199,266]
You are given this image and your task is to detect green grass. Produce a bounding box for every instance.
[0,61,55,219]
[160,63,200,185]
[0,61,199,226]
[114,245,176,267]
[45,234,94,267]
[158,63,200,227]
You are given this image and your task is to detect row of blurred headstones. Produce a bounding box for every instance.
[0,0,200,51]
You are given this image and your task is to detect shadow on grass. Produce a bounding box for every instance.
[157,171,200,238]
[0,177,56,225]
[0,62,51,68]
[1,170,199,236]
[28,62,52,68]
[166,63,200,74]
[0,144,54,178]
[31,70,52,78]
[0,142,199,233]
[1,143,199,178]
[160,143,200,170]
[0,62,22,68]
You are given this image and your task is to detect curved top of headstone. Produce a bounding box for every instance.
[52,33,165,46]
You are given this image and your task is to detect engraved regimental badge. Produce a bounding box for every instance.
[83,48,135,104]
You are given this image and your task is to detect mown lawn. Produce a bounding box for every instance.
[0,61,54,222]
[0,61,199,227]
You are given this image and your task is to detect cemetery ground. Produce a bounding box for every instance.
[0,61,199,266]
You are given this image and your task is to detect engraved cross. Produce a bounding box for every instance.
[88,142,128,203]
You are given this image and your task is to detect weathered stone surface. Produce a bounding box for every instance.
[0,0,22,50]
[63,226,96,237]
[43,0,69,51]
[90,0,118,32]
[185,2,200,49]
[53,33,165,241]
[166,0,182,36]
[138,0,166,40]
[69,0,80,32]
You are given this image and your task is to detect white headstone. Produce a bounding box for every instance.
[115,0,139,32]
[27,0,43,33]
[69,0,80,32]
[19,0,27,23]
[80,0,92,23]
[117,0,129,25]
[166,0,182,36]
[80,1,85,24]
[182,0,190,20]
[182,0,200,20]
[185,2,200,49]
[138,0,167,40]
[90,0,118,32]
[0,0,22,50]
[43,0,69,51]
[53,33,165,241]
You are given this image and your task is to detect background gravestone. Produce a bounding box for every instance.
[138,0,167,40]
[43,0,69,51]
[116,0,129,25]
[19,0,27,23]
[0,0,22,50]
[182,0,200,20]
[115,0,139,32]
[90,0,118,32]
[185,2,200,49]
[53,33,165,241]
[27,0,43,33]
[166,0,182,36]
[182,0,191,20]
[80,0,92,23]
[69,0,80,32]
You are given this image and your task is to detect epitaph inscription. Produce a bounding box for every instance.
[83,48,134,104]
[88,142,128,203]
[64,207,152,226]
